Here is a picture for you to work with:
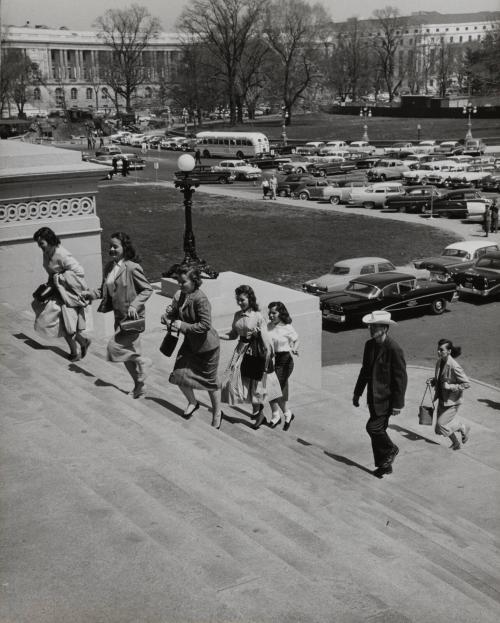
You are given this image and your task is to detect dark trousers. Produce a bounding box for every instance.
[366,403,396,467]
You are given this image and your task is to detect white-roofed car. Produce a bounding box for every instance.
[346,182,405,208]
[413,240,500,282]
[348,141,376,155]
[212,159,262,180]
[302,257,396,295]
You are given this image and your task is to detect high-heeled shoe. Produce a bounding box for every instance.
[80,337,91,359]
[211,411,223,430]
[183,402,200,419]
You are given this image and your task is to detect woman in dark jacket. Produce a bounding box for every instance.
[163,266,223,429]
[84,232,152,398]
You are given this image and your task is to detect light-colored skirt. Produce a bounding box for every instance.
[221,341,282,405]
[169,345,220,391]
[107,316,142,362]
[33,297,87,338]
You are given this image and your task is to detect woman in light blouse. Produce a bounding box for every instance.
[220,285,281,428]
[267,302,299,430]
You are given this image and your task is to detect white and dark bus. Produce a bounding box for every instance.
[195,131,270,159]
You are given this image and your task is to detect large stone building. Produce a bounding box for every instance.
[1,25,182,117]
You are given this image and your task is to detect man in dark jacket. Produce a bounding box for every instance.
[353,310,407,478]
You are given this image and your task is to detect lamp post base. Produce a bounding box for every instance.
[163,256,219,280]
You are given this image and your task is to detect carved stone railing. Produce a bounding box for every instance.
[0,195,96,224]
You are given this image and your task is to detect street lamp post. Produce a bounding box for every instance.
[462,102,477,141]
[359,107,372,142]
[417,124,422,142]
[163,154,219,279]
[281,106,289,146]
[182,107,189,137]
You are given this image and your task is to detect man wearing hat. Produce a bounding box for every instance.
[353,311,407,477]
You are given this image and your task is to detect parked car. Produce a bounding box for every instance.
[481,174,500,192]
[86,155,116,177]
[446,165,493,189]
[367,159,410,182]
[403,160,458,185]
[95,145,123,157]
[319,272,458,325]
[435,140,464,157]
[383,142,414,155]
[385,186,443,213]
[146,134,164,147]
[348,141,376,155]
[280,159,316,175]
[452,252,500,298]
[462,138,487,156]
[421,189,490,219]
[346,182,406,208]
[128,133,147,146]
[276,174,315,197]
[293,179,341,202]
[174,165,235,184]
[212,159,262,180]
[246,154,291,169]
[308,159,357,177]
[120,153,146,170]
[413,241,500,282]
[302,257,396,295]
[304,141,326,154]
[323,140,349,150]
[426,163,468,187]
[413,140,438,153]
[322,181,368,205]
[354,157,379,170]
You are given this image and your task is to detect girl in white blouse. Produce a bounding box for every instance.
[267,302,299,430]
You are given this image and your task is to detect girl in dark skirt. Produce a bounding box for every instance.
[163,267,223,429]
[267,302,299,431]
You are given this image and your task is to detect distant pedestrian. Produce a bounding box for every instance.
[269,173,278,200]
[490,199,498,233]
[98,129,104,147]
[121,156,129,177]
[427,338,470,451]
[262,177,270,199]
[195,149,202,165]
[112,157,118,177]
[483,204,491,237]
[353,310,407,478]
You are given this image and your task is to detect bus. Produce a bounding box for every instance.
[195,131,269,159]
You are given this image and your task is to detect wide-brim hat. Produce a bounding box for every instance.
[362,310,397,326]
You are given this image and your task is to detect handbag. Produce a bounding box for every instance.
[418,384,435,425]
[119,317,146,333]
[241,332,267,381]
[159,328,179,357]
[33,283,54,302]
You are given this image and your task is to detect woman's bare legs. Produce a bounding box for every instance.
[209,389,222,428]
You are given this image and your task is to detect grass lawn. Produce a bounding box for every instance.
[97,185,458,288]
[198,111,500,144]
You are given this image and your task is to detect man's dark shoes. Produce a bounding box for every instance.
[373,465,393,478]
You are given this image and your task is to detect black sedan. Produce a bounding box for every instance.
[481,174,500,193]
[452,252,500,299]
[421,189,489,219]
[308,160,357,177]
[385,186,442,213]
[174,165,234,184]
[320,272,457,325]
[246,154,292,169]
[277,174,315,197]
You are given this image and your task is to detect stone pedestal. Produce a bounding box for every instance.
[160,271,322,389]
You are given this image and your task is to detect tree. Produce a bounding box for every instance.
[262,0,329,124]
[463,29,500,95]
[434,40,459,98]
[0,48,42,117]
[371,6,407,102]
[177,0,267,124]
[93,4,161,112]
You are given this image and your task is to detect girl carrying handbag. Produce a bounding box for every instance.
[418,383,435,425]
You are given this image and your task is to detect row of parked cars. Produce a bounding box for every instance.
[301,240,500,327]
[109,130,195,151]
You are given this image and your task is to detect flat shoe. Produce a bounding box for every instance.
[183,402,200,419]
[269,418,281,429]
[373,465,393,478]
[283,413,295,431]
[69,353,81,362]
[130,382,145,399]
[461,425,470,444]
[253,410,266,430]
[451,441,461,450]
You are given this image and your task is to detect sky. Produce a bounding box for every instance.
[3,0,500,31]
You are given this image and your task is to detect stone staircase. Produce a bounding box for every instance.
[1,302,499,623]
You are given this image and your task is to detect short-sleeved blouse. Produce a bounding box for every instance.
[267,322,298,353]
[231,309,265,339]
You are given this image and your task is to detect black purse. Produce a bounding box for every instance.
[159,328,179,357]
[33,283,54,302]
[241,332,267,381]
[119,318,146,333]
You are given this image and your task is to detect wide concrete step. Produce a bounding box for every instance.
[1,303,499,623]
